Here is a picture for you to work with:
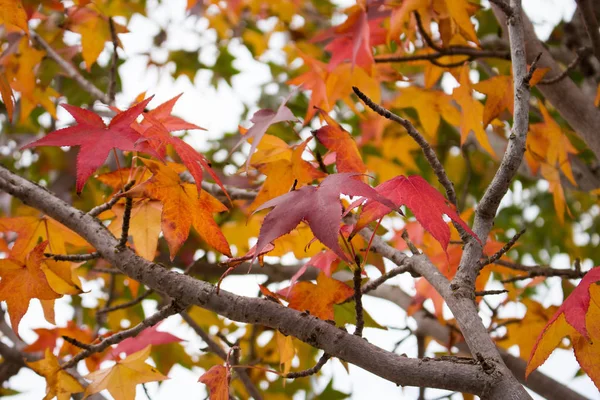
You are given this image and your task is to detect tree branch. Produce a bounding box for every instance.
[30,32,111,105]
[0,166,495,396]
[453,0,534,294]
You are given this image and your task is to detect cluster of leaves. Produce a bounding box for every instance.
[0,0,599,399]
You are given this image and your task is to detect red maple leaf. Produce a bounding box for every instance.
[141,115,230,200]
[107,322,183,360]
[137,93,204,133]
[315,5,387,71]
[253,173,396,262]
[22,97,159,193]
[354,175,480,252]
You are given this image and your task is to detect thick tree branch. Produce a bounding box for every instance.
[453,0,533,294]
[0,166,495,396]
[493,3,600,160]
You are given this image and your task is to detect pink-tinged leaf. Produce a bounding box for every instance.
[22,97,159,193]
[534,267,600,342]
[141,115,229,201]
[253,173,396,262]
[355,175,480,252]
[233,95,297,170]
[107,322,183,360]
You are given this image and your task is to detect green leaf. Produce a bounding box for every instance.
[333,301,387,330]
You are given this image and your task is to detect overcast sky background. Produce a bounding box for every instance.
[5,0,600,399]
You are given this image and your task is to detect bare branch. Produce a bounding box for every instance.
[44,252,99,261]
[284,352,331,378]
[107,18,119,104]
[478,228,526,268]
[0,166,495,396]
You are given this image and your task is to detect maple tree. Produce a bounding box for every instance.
[1,0,600,399]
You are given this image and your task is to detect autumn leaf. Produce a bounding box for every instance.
[108,199,162,261]
[123,158,231,258]
[0,241,60,334]
[22,97,160,193]
[138,93,204,133]
[0,212,88,258]
[473,75,514,126]
[250,137,325,210]
[527,267,600,387]
[140,113,229,200]
[85,345,168,400]
[65,5,127,69]
[0,0,28,33]
[199,364,230,400]
[320,4,386,72]
[389,86,460,140]
[444,0,479,44]
[233,94,297,170]
[27,349,84,400]
[253,173,396,262]
[277,272,354,320]
[108,322,183,359]
[313,107,367,174]
[355,175,479,252]
[497,299,560,359]
[0,72,14,121]
[287,51,330,122]
[451,65,495,155]
[276,331,296,375]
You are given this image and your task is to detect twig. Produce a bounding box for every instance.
[62,335,93,350]
[497,259,587,283]
[90,267,122,274]
[107,18,119,104]
[341,264,413,305]
[414,12,442,52]
[180,311,263,400]
[474,290,508,296]
[353,268,364,337]
[30,32,111,104]
[352,87,459,209]
[575,0,600,64]
[374,49,510,64]
[88,180,136,217]
[417,334,426,400]
[44,252,99,261]
[61,301,182,370]
[401,229,420,255]
[283,352,331,378]
[478,228,525,268]
[97,290,154,314]
[117,196,133,249]
[539,48,590,85]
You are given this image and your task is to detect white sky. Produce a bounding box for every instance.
[5,0,599,399]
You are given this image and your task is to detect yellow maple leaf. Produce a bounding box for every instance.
[84,345,168,400]
[451,66,495,155]
[27,349,84,400]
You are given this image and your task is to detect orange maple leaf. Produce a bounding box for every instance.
[0,241,60,334]
[451,65,495,155]
[313,107,367,174]
[0,0,28,34]
[199,364,230,400]
[279,273,354,320]
[123,159,231,259]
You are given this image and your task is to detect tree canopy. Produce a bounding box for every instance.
[0,0,599,399]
